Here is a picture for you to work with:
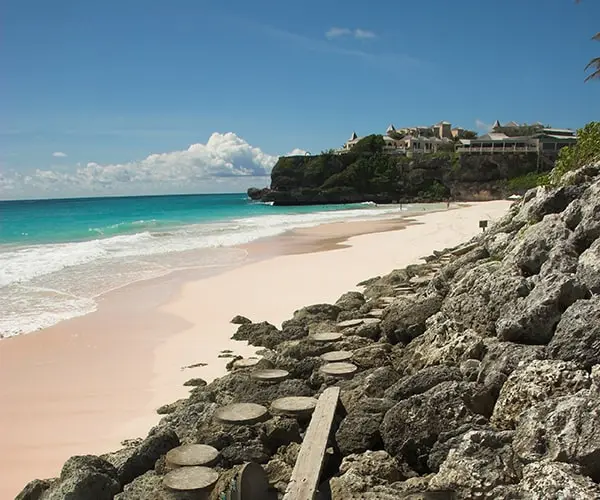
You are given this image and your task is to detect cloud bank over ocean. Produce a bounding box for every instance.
[1,133,296,199]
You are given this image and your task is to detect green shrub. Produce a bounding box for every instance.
[506,172,549,191]
[550,121,600,185]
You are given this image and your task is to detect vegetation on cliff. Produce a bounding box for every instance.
[550,121,600,185]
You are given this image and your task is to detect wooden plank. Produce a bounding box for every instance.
[283,386,341,500]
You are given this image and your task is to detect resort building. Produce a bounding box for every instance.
[456,127,577,155]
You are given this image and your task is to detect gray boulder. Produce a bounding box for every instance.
[336,412,384,455]
[42,455,120,500]
[384,365,462,401]
[566,176,600,252]
[441,263,530,336]
[427,429,521,498]
[230,314,251,324]
[351,344,392,369]
[495,272,588,345]
[381,381,484,472]
[523,184,585,223]
[282,303,341,329]
[114,471,161,500]
[381,295,443,344]
[520,462,600,499]
[513,393,600,481]
[336,291,366,311]
[538,240,580,276]
[577,237,600,293]
[15,479,53,500]
[548,297,600,369]
[231,321,281,349]
[504,214,572,276]
[490,359,591,430]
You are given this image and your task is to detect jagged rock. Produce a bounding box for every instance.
[384,365,462,401]
[183,377,207,387]
[524,184,585,223]
[427,423,490,472]
[265,458,293,496]
[577,237,600,293]
[495,272,588,344]
[41,455,120,500]
[391,315,486,375]
[566,177,600,252]
[230,314,251,324]
[513,393,600,481]
[263,416,301,452]
[381,381,484,473]
[380,295,443,344]
[330,451,405,500]
[349,344,391,369]
[428,246,490,297]
[283,303,341,329]
[484,232,513,259]
[15,479,53,500]
[363,269,411,299]
[477,340,546,396]
[459,359,480,382]
[548,297,600,369]
[336,291,366,311]
[336,412,384,455]
[114,470,161,499]
[427,429,521,498]
[156,400,217,443]
[539,239,580,276]
[520,462,600,499]
[490,359,591,430]
[504,214,572,276]
[231,321,281,349]
[441,263,530,336]
[115,428,179,486]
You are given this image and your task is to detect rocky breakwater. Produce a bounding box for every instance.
[17,162,600,499]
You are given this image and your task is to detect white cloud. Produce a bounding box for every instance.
[286,148,309,156]
[2,133,292,199]
[354,29,376,39]
[325,27,377,40]
[52,151,68,158]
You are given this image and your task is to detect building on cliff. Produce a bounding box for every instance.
[456,127,577,155]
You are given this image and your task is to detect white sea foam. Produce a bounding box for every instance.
[0,203,434,337]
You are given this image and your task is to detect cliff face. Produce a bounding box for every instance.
[248,152,546,205]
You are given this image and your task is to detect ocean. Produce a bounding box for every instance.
[0,194,442,338]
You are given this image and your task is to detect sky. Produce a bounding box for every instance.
[1,0,599,200]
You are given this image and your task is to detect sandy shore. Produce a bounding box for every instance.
[0,200,511,498]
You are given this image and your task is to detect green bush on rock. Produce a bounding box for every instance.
[550,121,600,185]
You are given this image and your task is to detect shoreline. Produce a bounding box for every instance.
[0,201,511,499]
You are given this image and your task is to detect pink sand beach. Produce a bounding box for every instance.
[0,200,511,498]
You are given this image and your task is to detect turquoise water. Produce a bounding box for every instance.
[0,194,439,337]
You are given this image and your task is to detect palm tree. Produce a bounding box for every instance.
[576,0,599,81]
[584,33,600,81]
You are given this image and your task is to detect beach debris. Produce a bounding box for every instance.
[309,332,342,343]
[163,466,219,492]
[320,362,358,378]
[320,350,353,362]
[232,357,261,369]
[214,403,269,425]
[166,444,220,469]
[231,315,252,325]
[271,396,318,418]
[251,369,290,383]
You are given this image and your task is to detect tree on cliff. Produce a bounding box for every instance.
[550,121,600,184]
[351,135,386,155]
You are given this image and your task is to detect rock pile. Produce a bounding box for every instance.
[17,162,600,499]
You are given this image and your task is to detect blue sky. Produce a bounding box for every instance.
[2,0,599,199]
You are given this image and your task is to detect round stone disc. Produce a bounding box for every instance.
[271,396,318,417]
[236,462,270,500]
[233,357,261,369]
[361,318,381,325]
[320,350,353,362]
[320,362,358,378]
[367,309,384,318]
[410,275,434,285]
[163,466,219,492]
[166,444,220,468]
[336,318,364,328]
[310,332,342,343]
[214,403,269,425]
[251,369,289,382]
[380,297,396,302]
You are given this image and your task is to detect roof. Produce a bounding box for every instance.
[435,121,451,126]
[348,131,358,141]
[535,134,578,141]
[504,121,520,128]
[386,124,396,133]
[382,135,397,142]
[542,128,575,134]
[492,120,501,129]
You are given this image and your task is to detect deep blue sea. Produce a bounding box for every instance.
[0,193,439,337]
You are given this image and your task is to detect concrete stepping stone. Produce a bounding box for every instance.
[380,296,396,303]
[361,317,381,325]
[271,396,318,417]
[163,466,219,492]
[320,362,358,378]
[367,309,384,318]
[214,403,269,425]
[336,318,364,328]
[320,350,353,362]
[232,357,261,369]
[166,444,220,469]
[309,332,342,343]
[251,368,289,383]
[409,275,434,285]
